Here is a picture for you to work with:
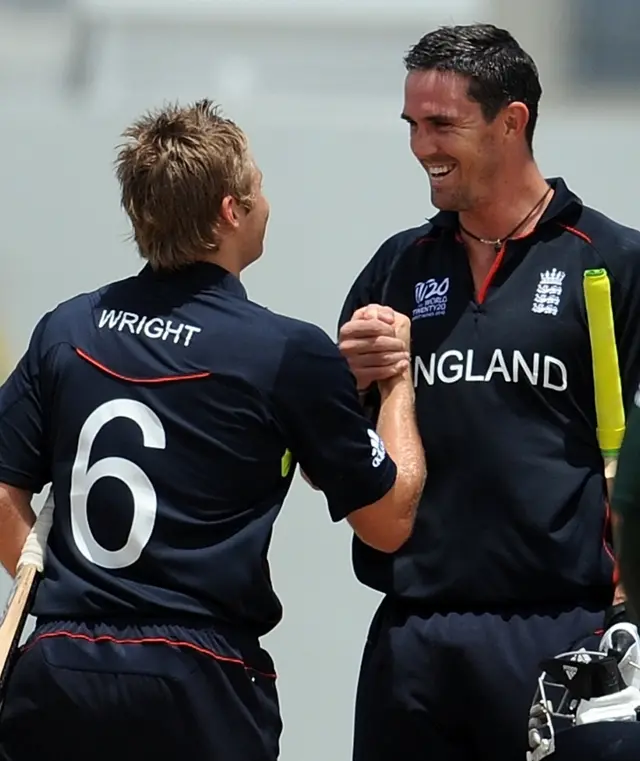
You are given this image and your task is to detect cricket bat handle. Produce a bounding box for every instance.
[604,455,618,501]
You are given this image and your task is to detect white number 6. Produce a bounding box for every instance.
[71,399,166,570]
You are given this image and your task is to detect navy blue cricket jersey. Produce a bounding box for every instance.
[339,178,640,611]
[0,262,396,635]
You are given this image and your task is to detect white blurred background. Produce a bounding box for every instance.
[1,1,640,758]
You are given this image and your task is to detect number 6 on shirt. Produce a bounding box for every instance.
[71,399,166,570]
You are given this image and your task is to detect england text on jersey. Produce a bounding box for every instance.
[414,349,567,391]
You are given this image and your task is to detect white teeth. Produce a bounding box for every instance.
[428,165,455,178]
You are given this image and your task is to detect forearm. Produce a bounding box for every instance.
[376,371,426,537]
[0,484,36,577]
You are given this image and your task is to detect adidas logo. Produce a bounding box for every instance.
[367,429,386,469]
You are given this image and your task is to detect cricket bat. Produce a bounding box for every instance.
[583,268,626,500]
[0,492,54,700]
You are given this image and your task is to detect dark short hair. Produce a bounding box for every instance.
[404,24,542,149]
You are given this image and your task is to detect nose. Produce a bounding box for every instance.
[410,125,439,161]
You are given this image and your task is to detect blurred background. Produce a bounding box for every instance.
[1,0,639,758]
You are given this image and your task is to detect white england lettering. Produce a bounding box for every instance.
[97,310,201,348]
[543,355,568,391]
[414,354,434,386]
[413,349,568,392]
[513,350,539,385]
[438,350,464,383]
[464,350,485,382]
[484,349,511,383]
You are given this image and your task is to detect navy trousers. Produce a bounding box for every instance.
[353,598,606,761]
[0,619,281,761]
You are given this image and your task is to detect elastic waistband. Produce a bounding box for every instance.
[34,614,263,647]
[30,617,277,678]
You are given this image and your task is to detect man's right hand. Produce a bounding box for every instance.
[338,305,411,391]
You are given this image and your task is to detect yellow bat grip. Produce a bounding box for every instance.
[583,268,625,456]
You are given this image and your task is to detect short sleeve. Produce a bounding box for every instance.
[0,316,51,492]
[272,322,397,522]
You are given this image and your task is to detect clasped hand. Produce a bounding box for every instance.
[338,304,411,391]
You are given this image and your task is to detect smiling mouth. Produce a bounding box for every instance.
[426,164,456,180]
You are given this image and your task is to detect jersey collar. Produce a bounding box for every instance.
[139,261,248,300]
[428,177,583,233]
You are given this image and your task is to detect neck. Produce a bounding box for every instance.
[458,160,551,242]
[202,248,243,277]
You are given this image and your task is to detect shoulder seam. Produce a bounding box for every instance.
[380,229,439,303]
[0,339,62,420]
[557,219,606,267]
[558,217,637,293]
[561,218,640,296]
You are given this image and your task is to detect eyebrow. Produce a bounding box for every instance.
[400,112,456,124]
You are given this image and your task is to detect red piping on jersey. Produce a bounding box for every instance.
[413,236,437,247]
[76,348,211,384]
[23,630,277,679]
[473,221,540,304]
[558,223,593,245]
[457,229,528,305]
[476,244,507,304]
[463,222,593,306]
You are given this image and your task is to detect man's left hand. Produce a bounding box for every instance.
[613,582,627,607]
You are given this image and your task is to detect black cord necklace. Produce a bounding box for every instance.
[458,186,552,253]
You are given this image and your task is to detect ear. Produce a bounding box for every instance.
[503,101,530,141]
[219,195,242,229]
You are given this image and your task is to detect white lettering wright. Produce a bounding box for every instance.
[98,310,202,348]
[413,348,567,391]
